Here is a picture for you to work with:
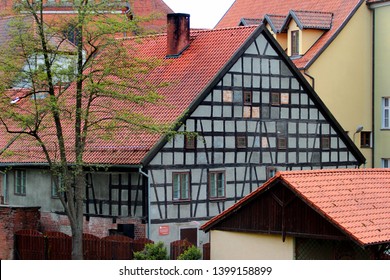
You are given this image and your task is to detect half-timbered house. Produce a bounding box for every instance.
[0,14,365,248]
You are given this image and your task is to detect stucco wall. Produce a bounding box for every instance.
[304,4,373,166]
[209,230,294,260]
[373,4,390,167]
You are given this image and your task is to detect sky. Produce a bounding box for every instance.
[163,0,235,29]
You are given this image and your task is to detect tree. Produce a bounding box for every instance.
[0,0,169,259]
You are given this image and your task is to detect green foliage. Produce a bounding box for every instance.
[177,245,202,260]
[133,242,169,260]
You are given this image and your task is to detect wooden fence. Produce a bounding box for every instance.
[14,230,153,260]
[15,230,210,260]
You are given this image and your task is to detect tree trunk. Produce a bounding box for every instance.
[71,170,85,260]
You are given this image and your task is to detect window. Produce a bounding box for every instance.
[291,30,299,56]
[271,92,280,105]
[236,135,247,148]
[360,131,371,148]
[321,136,330,149]
[383,97,390,129]
[173,172,190,201]
[382,159,390,168]
[51,175,63,198]
[277,137,287,149]
[15,170,26,195]
[185,135,196,150]
[209,171,225,199]
[266,166,277,180]
[243,91,252,105]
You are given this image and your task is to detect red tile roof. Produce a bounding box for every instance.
[263,14,285,32]
[215,0,364,69]
[201,168,390,246]
[282,10,333,30]
[0,26,257,166]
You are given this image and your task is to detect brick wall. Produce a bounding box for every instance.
[0,206,40,260]
[40,212,146,239]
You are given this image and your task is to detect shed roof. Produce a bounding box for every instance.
[201,169,390,246]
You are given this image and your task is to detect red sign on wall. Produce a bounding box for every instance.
[159,225,170,236]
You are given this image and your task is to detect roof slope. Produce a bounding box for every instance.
[215,0,364,69]
[0,26,257,165]
[201,168,390,246]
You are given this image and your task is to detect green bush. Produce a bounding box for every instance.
[133,241,169,260]
[177,245,202,260]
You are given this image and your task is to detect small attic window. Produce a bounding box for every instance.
[291,30,299,56]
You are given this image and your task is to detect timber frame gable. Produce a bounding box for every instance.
[142,25,365,244]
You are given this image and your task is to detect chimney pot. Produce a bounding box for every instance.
[167,13,190,57]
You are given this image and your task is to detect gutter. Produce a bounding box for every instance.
[371,9,376,167]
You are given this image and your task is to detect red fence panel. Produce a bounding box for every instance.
[45,231,72,260]
[101,235,133,260]
[203,243,210,260]
[133,238,154,253]
[170,239,192,260]
[14,230,45,260]
[83,233,102,260]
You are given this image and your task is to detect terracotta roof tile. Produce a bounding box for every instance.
[284,10,333,30]
[263,14,285,32]
[202,168,390,246]
[216,0,363,69]
[0,26,257,166]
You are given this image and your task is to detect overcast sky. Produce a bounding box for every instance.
[163,0,235,29]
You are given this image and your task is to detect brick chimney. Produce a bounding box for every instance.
[166,13,190,57]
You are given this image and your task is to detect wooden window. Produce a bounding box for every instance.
[173,172,190,201]
[277,137,287,149]
[14,170,26,196]
[291,30,299,56]
[360,131,371,148]
[266,167,277,180]
[321,136,330,149]
[271,92,280,105]
[383,97,390,129]
[185,135,196,150]
[243,91,252,105]
[209,171,225,199]
[236,135,247,149]
[51,175,63,199]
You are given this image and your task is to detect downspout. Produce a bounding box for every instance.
[0,171,7,204]
[138,167,151,239]
[371,9,376,168]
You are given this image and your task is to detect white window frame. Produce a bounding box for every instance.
[15,170,26,196]
[382,159,390,168]
[383,97,390,129]
[172,172,190,201]
[209,171,225,199]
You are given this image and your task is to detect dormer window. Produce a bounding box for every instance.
[291,30,299,56]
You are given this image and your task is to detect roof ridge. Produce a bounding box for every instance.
[278,168,390,176]
[291,9,334,15]
[119,25,258,41]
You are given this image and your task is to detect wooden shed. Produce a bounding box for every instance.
[201,169,390,260]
